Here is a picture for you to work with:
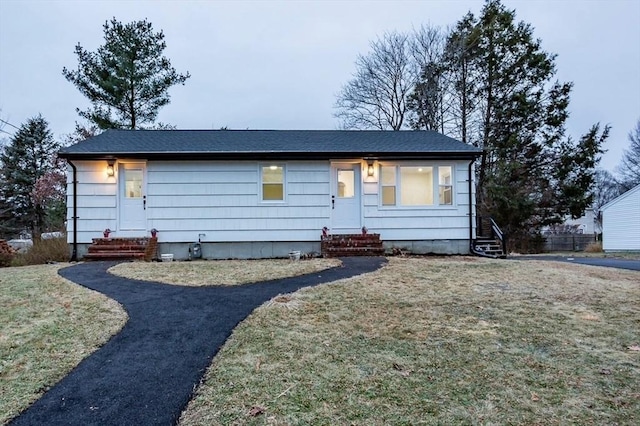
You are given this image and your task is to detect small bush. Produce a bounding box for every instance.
[584,241,603,253]
[509,233,546,254]
[0,253,15,267]
[0,240,17,267]
[11,237,69,266]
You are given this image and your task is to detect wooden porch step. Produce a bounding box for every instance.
[84,237,156,261]
[88,244,148,252]
[321,233,384,257]
[92,237,149,245]
[323,247,385,257]
[472,238,506,259]
[84,252,146,259]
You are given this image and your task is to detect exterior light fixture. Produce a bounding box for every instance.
[106,159,115,177]
[367,161,375,177]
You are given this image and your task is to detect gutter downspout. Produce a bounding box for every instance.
[67,160,78,261]
[468,160,475,254]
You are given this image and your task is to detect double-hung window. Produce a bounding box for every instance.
[261,165,285,201]
[438,166,453,205]
[381,166,397,206]
[381,164,454,207]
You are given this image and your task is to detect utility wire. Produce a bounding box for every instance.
[0,118,20,130]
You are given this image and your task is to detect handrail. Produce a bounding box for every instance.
[490,217,506,255]
[490,217,503,241]
[472,215,507,258]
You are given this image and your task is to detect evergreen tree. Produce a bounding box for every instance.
[415,0,608,244]
[0,115,62,239]
[338,0,608,245]
[63,18,190,130]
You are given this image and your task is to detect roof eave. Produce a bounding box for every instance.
[58,150,482,161]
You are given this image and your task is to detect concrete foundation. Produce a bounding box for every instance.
[383,239,470,255]
[158,241,322,260]
[73,239,470,260]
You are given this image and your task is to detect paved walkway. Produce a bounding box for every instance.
[515,256,640,271]
[10,257,386,426]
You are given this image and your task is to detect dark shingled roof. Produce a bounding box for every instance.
[59,129,481,160]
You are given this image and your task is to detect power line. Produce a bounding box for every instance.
[0,118,20,130]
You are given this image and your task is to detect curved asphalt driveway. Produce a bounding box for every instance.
[10,257,386,426]
[515,256,640,271]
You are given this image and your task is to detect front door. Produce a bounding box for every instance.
[118,162,146,231]
[331,163,361,231]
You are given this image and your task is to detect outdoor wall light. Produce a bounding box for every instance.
[106,159,115,177]
[367,161,375,177]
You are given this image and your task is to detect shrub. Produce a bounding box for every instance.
[0,253,14,267]
[0,240,17,267]
[11,237,69,266]
[584,241,603,253]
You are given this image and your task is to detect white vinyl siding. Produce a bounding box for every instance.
[66,161,118,243]
[67,158,476,245]
[145,161,328,242]
[602,184,640,251]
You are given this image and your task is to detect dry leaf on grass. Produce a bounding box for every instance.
[248,406,266,417]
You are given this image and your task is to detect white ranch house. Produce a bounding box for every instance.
[601,183,640,252]
[58,130,484,260]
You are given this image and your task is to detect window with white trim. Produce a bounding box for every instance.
[261,165,285,201]
[381,166,396,205]
[438,166,453,205]
[380,164,453,207]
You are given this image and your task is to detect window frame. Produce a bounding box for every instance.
[378,163,455,208]
[380,165,397,206]
[259,163,287,203]
[438,165,454,206]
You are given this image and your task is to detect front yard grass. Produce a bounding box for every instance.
[109,258,342,286]
[522,251,640,260]
[0,264,127,424]
[179,257,640,425]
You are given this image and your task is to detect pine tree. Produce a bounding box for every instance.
[441,0,607,244]
[63,18,190,130]
[0,115,62,239]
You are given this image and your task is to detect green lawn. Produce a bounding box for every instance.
[0,264,127,423]
[178,257,640,425]
[2,258,638,425]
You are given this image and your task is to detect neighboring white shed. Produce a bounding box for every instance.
[601,183,640,251]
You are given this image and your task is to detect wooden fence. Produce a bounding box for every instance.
[543,234,596,252]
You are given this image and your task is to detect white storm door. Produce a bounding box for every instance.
[331,163,361,230]
[118,163,146,230]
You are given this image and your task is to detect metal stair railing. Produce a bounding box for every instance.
[472,216,507,259]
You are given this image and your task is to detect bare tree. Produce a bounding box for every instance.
[335,32,415,130]
[591,168,622,232]
[407,25,450,132]
[441,13,482,144]
[617,118,640,190]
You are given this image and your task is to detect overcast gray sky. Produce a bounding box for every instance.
[0,0,638,171]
